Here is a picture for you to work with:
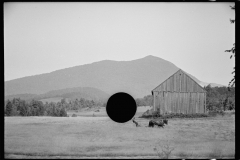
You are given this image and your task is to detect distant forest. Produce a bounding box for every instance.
[4,98,101,117]
[135,85,235,111]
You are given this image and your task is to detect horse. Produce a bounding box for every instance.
[148,119,168,128]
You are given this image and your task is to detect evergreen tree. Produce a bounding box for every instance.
[19,101,29,116]
[11,104,19,116]
[5,100,13,116]
[59,107,67,117]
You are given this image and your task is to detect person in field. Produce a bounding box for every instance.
[132,117,140,127]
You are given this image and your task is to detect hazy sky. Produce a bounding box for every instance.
[4,2,235,85]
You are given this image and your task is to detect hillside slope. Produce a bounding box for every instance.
[5,55,224,98]
[5,87,109,102]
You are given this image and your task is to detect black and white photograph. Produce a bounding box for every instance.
[4,2,235,159]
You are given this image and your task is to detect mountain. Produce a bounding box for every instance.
[42,87,109,101]
[5,87,109,102]
[5,55,225,98]
[4,93,37,101]
[198,81,227,88]
[207,83,226,87]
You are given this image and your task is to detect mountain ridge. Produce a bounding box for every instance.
[5,55,225,98]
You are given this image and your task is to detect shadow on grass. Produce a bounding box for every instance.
[177,152,193,159]
[5,151,158,158]
[203,147,234,159]
[207,148,224,159]
[85,146,121,152]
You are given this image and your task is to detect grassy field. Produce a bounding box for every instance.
[67,106,152,118]
[4,107,235,159]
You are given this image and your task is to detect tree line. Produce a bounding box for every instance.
[204,85,235,111]
[135,95,153,107]
[135,85,235,112]
[4,98,100,117]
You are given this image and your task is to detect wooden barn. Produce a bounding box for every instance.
[152,69,207,114]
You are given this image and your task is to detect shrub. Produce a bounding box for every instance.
[208,148,223,159]
[140,112,209,119]
[152,110,161,118]
[72,114,77,117]
[154,141,175,159]
[208,110,226,117]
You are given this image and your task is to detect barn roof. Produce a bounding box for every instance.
[151,69,206,94]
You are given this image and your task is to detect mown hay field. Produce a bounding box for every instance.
[67,106,152,117]
[4,107,235,159]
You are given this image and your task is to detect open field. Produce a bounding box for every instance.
[5,109,235,159]
[67,106,152,117]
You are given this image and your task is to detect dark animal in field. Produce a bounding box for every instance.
[148,120,164,128]
[148,120,155,127]
[163,119,168,125]
[132,117,140,127]
[155,120,165,128]
[148,119,168,128]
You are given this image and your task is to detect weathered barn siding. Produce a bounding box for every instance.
[152,69,206,114]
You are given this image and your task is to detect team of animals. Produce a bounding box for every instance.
[132,117,168,128]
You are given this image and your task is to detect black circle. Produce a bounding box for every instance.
[106,92,137,123]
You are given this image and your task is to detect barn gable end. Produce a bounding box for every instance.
[152,69,206,114]
[152,69,206,93]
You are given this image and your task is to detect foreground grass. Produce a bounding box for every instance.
[4,114,235,159]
